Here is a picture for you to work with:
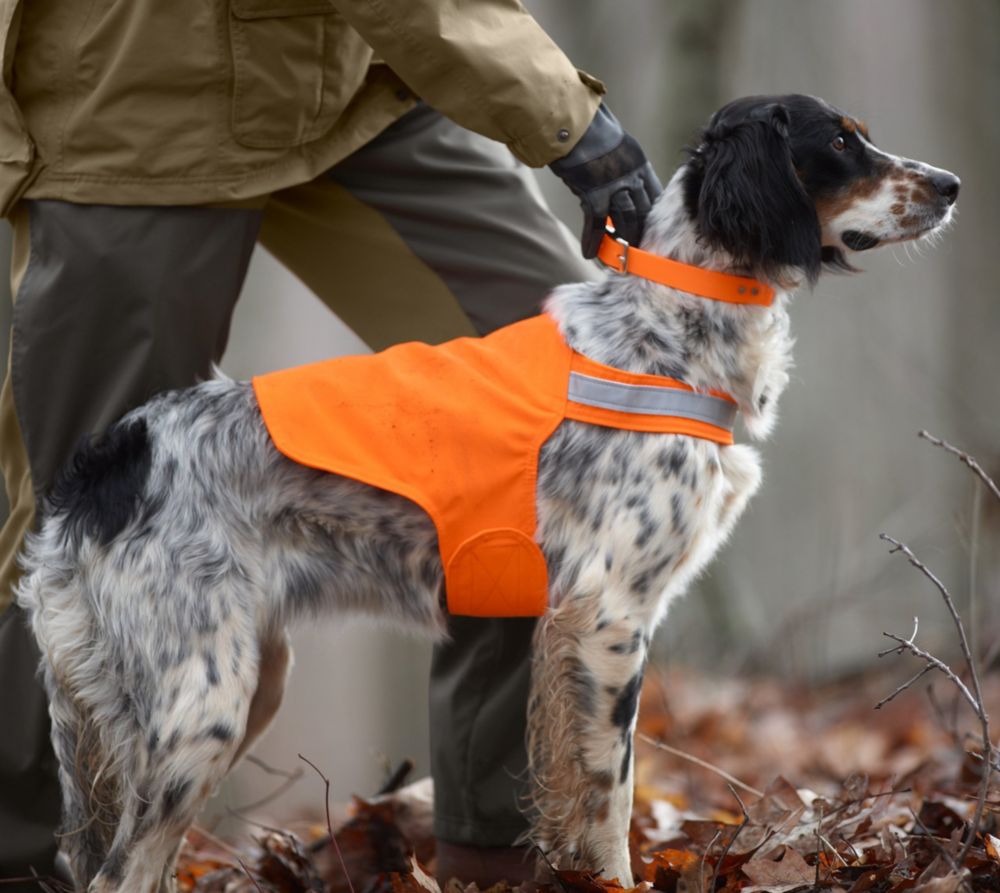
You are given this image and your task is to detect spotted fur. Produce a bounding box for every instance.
[16,94,957,891]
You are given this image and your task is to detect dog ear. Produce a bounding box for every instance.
[689,102,822,282]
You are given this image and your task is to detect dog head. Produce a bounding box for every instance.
[681,93,959,283]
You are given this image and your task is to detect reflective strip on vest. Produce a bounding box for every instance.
[568,371,738,430]
[563,352,738,445]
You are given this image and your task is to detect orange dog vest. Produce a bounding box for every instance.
[253,314,737,617]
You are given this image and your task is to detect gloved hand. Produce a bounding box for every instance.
[549,103,663,258]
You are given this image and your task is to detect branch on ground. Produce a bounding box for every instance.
[878,532,996,872]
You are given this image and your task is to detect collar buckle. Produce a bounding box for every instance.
[612,235,630,274]
[599,220,630,274]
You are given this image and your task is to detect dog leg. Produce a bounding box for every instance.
[83,623,261,892]
[230,630,293,768]
[22,569,129,886]
[44,681,115,887]
[526,591,648,884]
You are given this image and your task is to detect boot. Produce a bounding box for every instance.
[434,841,538,889]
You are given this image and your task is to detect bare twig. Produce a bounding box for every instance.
[228,760,304,815]
[814,801,824,890]
[968,484,983,672]
[299,753,356,893]
[0,868,71,892]
[874,664,935,709]
[880,638,976,688]
[836,831,861,862]
[880,538,979,675]
[638,733,764,799]
[243,753,303,779]
[188,823,246,859]
[700,828,723,893]
[236,857,266,893]
[0,877,69,891]
[967,747,1000,774]
[919,430,1000,503]
[879,534,995,868]
[920,430,1000,728]
[533,844,569,892]
[908,807,968,891]
[307,757,414,855]
[877,634,978,711]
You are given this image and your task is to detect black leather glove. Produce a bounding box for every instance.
[549,103,663,258]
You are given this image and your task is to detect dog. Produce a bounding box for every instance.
[17,94,958,892]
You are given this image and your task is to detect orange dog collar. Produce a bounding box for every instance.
[597,226,775,306]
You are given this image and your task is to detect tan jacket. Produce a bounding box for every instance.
[0,0,604,214]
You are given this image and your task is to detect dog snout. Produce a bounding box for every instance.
[929,170,960,204]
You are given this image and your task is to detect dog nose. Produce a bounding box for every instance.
[931,171,960,204]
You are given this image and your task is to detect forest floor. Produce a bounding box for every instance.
[174,665,1000,893]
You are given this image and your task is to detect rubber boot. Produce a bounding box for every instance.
[435,841,538,889]
[0,606,63,892]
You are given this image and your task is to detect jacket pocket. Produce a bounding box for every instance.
[229,0,368,149]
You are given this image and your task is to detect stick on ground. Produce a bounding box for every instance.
[878,532,995,869]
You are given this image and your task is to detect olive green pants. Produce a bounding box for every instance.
[0,104,595,887]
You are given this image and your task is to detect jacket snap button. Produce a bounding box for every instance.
[557,128,571,142]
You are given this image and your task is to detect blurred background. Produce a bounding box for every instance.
[1,0,997,826]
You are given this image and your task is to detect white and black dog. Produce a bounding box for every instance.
[17,94,958,892]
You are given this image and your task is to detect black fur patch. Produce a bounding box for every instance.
[161,778,192,820]
[821,245,859,273]
[670,493,686,535]
[204,723,235,742]
[684,104,821,282]
[611,671,643,733]
[204,651,220,687]
[656,442,688,477]
[619,735,633,785]
[607,630,642,655]
[47,417,153,547]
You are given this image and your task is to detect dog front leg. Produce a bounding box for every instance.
[526,591,648,884]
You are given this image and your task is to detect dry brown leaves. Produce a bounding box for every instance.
[177,668,999,893]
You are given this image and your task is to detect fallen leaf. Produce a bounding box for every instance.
[553,868,627,892]
[642,849,699,881]
[984,833,1000,863]
[912,873,965,893]
[742,846,813,892]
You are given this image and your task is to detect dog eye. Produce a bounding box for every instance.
[832,135,846,152]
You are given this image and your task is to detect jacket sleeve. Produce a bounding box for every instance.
[329,0,605,167]
[0,0,34,216]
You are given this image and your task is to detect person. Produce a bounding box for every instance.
[0,1,661,888]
